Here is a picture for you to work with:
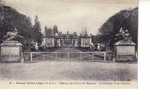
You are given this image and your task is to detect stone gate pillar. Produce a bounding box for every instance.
[0,40,23,62]
[113,40,136,62]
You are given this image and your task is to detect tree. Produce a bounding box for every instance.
[0,4,35,51]
[45,26,52,37]
[32,16,43,45]
[72,32,77,36]
[99,7,138,50]
[44,26,48,36]
[53,25,58,35]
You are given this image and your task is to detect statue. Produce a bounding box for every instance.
[123,29,132,42]
[3,28,23,41]
[0,28,23,62]
[118,27,131,42]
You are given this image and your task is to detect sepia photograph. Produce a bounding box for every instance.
[0,0,138,89]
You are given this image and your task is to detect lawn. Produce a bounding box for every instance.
[0,61,137,81]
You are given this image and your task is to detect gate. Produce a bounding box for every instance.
[23,51,112,62]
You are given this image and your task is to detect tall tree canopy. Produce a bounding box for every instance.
[99,8,138,49]
[0,5,33,43]
[0,4,44,50]
[53,25,58,34]
[32,16,43,44]
[45,26,53,37]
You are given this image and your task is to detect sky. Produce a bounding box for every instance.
[4,0,138,34]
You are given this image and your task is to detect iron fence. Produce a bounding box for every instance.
[23,51,113,62]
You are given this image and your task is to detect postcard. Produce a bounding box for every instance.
[0,0,138,89]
